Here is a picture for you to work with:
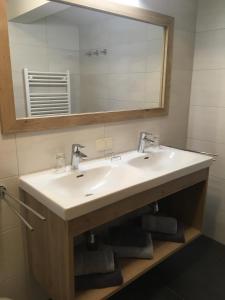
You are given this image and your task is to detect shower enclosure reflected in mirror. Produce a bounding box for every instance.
[8,4,166,118]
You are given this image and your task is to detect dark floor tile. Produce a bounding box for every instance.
[111,285,182,300]
[110,236,225,300]
[162,236,225,300]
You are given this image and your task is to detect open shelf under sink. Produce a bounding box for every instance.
[76,226,200,300]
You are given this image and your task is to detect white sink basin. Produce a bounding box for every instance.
[19,146,213,220]
[127,147,204,172]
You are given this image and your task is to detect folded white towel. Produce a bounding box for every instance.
[142,215,177,234]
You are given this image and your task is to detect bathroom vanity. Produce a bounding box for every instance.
[19,146,213,300]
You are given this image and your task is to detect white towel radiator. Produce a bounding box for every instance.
[24,69,71,117]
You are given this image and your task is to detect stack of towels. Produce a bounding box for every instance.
[75,212,185,290]
[108,226,154,259]
[75,244,123,290]
[142,214,185,243]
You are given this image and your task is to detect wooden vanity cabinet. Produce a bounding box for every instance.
[21,168,209,300]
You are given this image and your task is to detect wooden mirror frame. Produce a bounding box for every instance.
[0,0,174,134]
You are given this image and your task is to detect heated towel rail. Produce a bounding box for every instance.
[24,69,71,117]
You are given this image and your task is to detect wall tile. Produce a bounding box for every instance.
[0,134,18,179]
[197,0,225,32]
[10,43,48,73]
[170,70,192,108]
[46,16,79,51]
[104,119,159,154]
[8,20,46,48]
[187,139,225,180]
[173,30,195,71]
[0,274,28,300]
[190,69,225,107]
[48,48,80,73]
[16,125,105,175]
[188,106,225,144]
[0,227,26,282]
[194,29,225,70]
[0,177,20,234]
[204,202,225,244]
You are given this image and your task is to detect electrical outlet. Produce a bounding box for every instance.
[96,138,106,151]
[105,137,113,150]
[96,138,113,151]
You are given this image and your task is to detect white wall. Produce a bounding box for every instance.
[79,16,164,112]
[9,15,81,117]
[7,0,48,20]
[187,0,225,244]
[0,0,197,298]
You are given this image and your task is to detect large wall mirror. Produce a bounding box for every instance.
[0,0,174,133]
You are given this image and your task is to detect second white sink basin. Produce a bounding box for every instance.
[19,146,213,220]
[127,147,202,172]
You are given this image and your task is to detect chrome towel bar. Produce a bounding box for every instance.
[166,146,218,161]
[3,197,34,231]
[0,185,46,231]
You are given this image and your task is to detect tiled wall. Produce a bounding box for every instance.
[187,0,225,244]
[0,0,197,298]
[9,15,80,117]
[79,17,164,112]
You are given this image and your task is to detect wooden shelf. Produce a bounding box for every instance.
[76,227,201,300]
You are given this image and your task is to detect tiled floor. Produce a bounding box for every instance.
[110,236,225,300]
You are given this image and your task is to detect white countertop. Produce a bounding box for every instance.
[19,146,213,220]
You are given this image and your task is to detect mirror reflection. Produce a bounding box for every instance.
[8,3,165,119]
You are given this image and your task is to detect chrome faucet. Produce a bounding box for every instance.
[71,144,87,170]
[138,132,156,153]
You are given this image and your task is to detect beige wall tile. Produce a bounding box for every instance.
[16,125,105,175]
[187,139,225,180]
[188,106,225,144]
[194,29,225,70]
[0,133,18,179]
[0,226,26,282]
[0,274,28,300]
[0,177,20,234]
[173,30,195,71]
[197,0,225,32]
[190,70,225,108]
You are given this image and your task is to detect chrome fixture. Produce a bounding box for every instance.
[110,153,121,162]
[167,146,218,161]
[86,50,92,56]
[71,144,87,170]
[0,185,46,231]
[138,132,157,153]
[92,50,99,56]
[85,49,108,56]
[100,49,107,55]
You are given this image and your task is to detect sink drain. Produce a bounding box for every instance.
[144,156,150,160]
[85,193,94,197]
[76,174,84,178]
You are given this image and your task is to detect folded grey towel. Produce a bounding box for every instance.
[109,226,150,247]
[75,244,115,276]
[152,222,185,243]
[142,215,177,234]
[113,233,153,259]
[75,255,123,290]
